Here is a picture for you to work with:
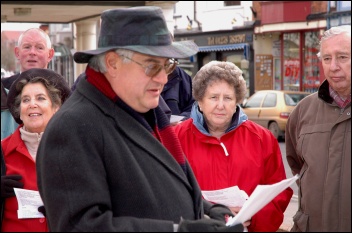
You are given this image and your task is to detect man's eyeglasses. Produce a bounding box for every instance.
[120,55,178,78]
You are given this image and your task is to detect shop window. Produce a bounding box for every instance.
[274,58,281,90]
[303,31,320,93]
[225,54,241,66]
[283,33,300,91]
[202,55,211,66]
[225,53,250,97]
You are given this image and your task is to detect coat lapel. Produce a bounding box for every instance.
[77,79,192,190]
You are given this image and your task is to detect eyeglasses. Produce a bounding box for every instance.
[120,55,178,78]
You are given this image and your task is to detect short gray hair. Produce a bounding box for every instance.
[17,28,52,48]
[192,61,247,105]
[317,25,351,59]
[88,49,134,73]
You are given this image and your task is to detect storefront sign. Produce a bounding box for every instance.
[207,34,246,45]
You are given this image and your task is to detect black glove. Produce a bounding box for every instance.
[1,174,24,198]
[38,206,46,217]
[208,204,234,223]
[177,218,243,232]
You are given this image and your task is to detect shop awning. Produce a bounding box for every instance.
[198,43,247,52]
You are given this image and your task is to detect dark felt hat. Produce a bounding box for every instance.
[7,68,71,124]
[73,6,198,63]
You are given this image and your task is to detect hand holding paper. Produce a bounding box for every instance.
[226,175,299,226]
[202,186,248,208]
[14,188,45,219]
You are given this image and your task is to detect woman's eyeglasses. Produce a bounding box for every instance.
[120,55,178,78]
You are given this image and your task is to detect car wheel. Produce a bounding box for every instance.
[269,122,280,140]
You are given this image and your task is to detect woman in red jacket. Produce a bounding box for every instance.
[174,61,293,232]
[1,68,71,232]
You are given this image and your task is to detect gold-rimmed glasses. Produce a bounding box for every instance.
[120,55,178,78]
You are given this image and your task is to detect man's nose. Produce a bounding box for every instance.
[153,70,168,85]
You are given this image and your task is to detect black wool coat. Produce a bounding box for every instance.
[36,78,205,232]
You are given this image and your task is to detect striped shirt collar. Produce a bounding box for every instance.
[329,85,351,108]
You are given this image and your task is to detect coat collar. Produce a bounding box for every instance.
[75,79,192,189]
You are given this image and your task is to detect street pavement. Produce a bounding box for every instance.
[278,194,297,231]
[278,142,297,232]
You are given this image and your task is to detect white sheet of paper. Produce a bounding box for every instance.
[202,186,248,207]
[226,175,299,226]
[14,188,45,219]
[170,115,185,124]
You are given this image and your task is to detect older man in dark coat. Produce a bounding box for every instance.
[36,6,243,232]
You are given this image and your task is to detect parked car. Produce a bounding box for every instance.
[241,90,311,140]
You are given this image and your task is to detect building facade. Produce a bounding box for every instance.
[174,1,351,95]
[251,1,350,93]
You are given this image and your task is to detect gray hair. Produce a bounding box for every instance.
[317,25,351,59]
[88,49,134,73]
[17,28,52,48]
[193,61,247,105]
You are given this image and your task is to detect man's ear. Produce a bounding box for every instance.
[105,51,118,77]
[14,47,20,59]
[48,48,55,61]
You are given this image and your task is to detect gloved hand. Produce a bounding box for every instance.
[177,218,244,232]
[208,204,234,223]
[1,174,24,198]
[38,206,46,217]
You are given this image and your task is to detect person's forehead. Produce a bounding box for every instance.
[323,33,350,44]
[22,31,46,43]
[21,82,47,94]
[322,34,351,52]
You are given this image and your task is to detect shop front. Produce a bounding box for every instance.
[282,30,323,93]
[175,27,255,97]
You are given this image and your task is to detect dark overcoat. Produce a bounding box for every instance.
[161,66,194,118]
[36,78,205,232]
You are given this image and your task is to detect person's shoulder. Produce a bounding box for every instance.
[293,92,318,111]
[1,127,20,151]
[299,92,317,103]
[242,120,266,131]
[240,120,274,139]
[176,67,192,79]
[174,118,193,135]
[1,73,20,89]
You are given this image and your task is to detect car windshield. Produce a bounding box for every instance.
[285,93,309,106]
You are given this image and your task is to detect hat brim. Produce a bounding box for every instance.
[74,40,198,63]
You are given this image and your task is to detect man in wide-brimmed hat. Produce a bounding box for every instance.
[36,6,244,232]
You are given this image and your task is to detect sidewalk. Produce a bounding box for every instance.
[278,195,298,232]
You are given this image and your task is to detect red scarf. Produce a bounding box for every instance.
[85,66,187,174]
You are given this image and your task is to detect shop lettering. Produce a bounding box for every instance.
[229,34,245,43]
[208,34,245,45]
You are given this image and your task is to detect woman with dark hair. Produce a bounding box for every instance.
[1,68,71,232]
